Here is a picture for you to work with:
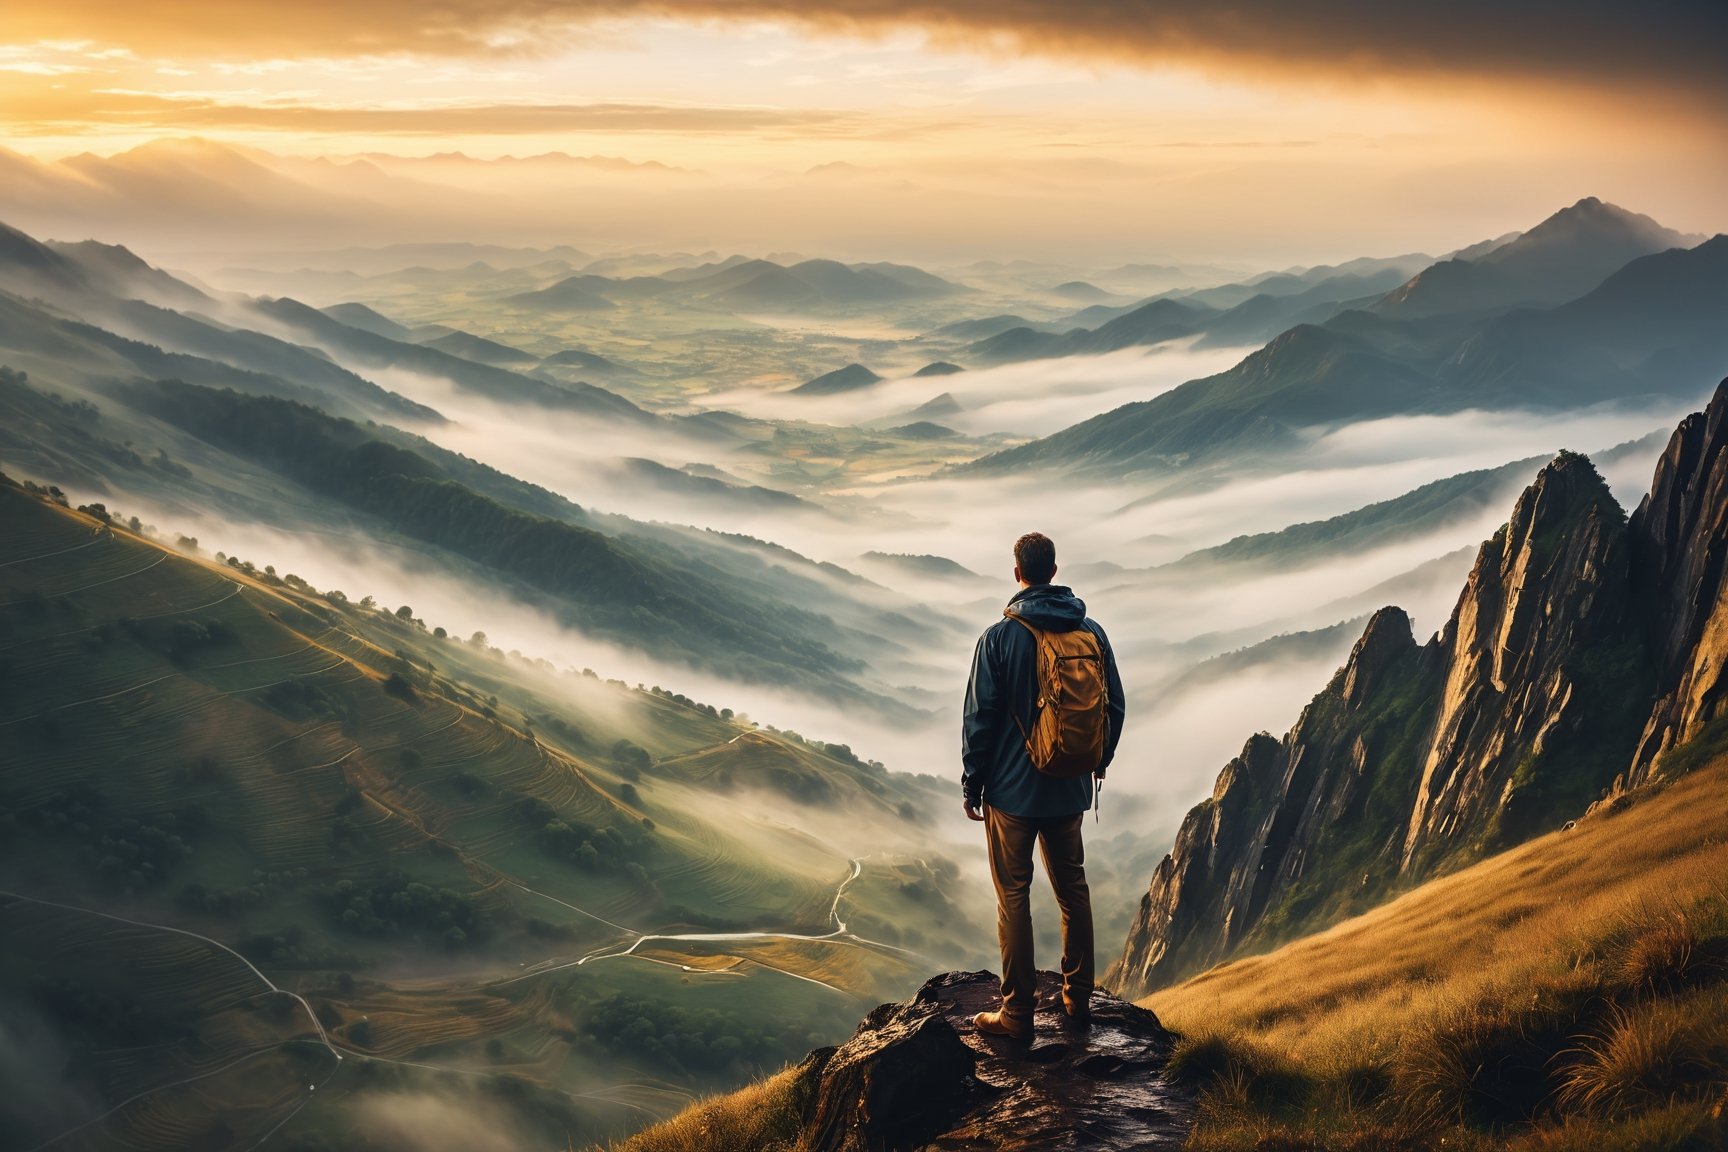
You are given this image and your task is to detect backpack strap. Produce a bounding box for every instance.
[1002,610,1041,750]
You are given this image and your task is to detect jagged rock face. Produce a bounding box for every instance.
[1111,453,1658,1000]
[794,970,1192,1151]
[1110,607,1439,997]
[1402,452,1649,871]
[1628,378,1728,783]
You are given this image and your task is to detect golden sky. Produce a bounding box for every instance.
[0,2,1723,259]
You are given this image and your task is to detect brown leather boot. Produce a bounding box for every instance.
[972,1010,1031,1040]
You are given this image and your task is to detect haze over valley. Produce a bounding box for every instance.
[3,5,1727,1150]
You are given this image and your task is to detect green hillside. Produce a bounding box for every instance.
[0,478,968,1151]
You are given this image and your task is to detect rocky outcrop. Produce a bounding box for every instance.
[1111,441,1683,999]
[1627,378,1728,784]
[1401,452,1648,871]
[793,970,1192,1151]
[1113,609,1439,994]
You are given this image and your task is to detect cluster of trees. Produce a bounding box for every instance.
[611,739,651,779]
[647,685,733,722]
[236,924,360,970]
[517,796,652,880]
[259,675,350,723]
[178,867,309,917]
[32,977,188,1048]
[580,993,829,1077]
[109,614,237,664]
[18,786,208,893]
[316,875,489,949]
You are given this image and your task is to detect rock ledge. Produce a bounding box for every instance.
[794,970,1193,1151]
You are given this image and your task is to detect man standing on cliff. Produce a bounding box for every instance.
[963,531,1125,1039]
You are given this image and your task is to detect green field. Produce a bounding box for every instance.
[0,479,977,1150]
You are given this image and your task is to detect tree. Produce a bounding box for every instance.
[396,605,414,620]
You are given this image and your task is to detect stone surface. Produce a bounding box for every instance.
[1627,377,1728,785]
[796,970,1192,1151]
[1111,443,1678,999]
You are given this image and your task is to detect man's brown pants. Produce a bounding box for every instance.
[984,805,1094,1025]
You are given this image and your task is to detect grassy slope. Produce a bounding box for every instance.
[1149,756,1728,1150]
[606,756,1728,1152]
[0,480,961,1150]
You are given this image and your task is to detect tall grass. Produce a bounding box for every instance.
[598,762,1728,1152]
[606,1067,806,1152]
[1151,758,1728,1149]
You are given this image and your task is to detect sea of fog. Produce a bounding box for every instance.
[99,340,1683,858]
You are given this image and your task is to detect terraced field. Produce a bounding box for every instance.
[0,478,972,1149]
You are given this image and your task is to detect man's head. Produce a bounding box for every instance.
[1013,532,1057,587]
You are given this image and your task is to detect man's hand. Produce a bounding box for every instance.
[963,802,985,822]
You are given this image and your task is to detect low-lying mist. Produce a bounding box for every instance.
[97,386,1671,849]
[701,340,1255,439]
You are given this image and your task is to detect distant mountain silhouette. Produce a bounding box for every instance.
[1375,197,1696,318]
[252,296,651,420]
[538,348,642,377]
[0,219,98,300]
[887,421,959,440]
[534,257,967,314]
[48,240,211,309]
[605,458,810,511]
[503,276,617,310]
[420,329,537,366]
[969,203,1726,478]
[897,392,963,421]
[859,552,984,581]
[321,302,414,340]
[912,361,964,377]
[792,363,882,396]
[967,298,1213,363]
[1050,280,1120,302]
[928,314,1047,341]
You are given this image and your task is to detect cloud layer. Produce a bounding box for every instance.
[6,1,1724,103]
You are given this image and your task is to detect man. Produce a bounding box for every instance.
[962,531,1125,1039]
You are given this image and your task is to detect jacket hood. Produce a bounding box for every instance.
[1005,584,1087,632]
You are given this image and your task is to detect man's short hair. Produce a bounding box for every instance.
[1014,532,1057,584]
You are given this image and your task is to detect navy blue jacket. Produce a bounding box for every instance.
[961,584,1126,818]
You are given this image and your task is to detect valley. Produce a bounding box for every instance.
[2,185,1725,1151]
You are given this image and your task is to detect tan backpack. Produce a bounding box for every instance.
[1004,610,1110,778]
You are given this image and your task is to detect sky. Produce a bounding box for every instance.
[0,2,1724,260]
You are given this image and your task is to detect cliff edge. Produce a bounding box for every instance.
[789,970,1193,1151]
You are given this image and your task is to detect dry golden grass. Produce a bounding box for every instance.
[1152,758,1728,1149]
[1150,761,1728,1055]
[606,1066,806,1152]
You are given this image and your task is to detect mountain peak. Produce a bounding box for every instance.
[1484,198,1687,267]
[1338,606,1416,707]
[792,362,881,397]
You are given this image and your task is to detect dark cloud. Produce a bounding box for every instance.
[5,1,1725,105]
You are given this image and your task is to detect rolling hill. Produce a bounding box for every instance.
[0,476,969,1150]
[791,363,882,397]
[510,257,967,315]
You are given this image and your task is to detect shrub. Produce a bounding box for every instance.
[1559,1000,1728,1117]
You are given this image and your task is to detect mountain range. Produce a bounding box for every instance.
[970,201,1725,478]
[1109,376,1728,996]
[510,257,967,314]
